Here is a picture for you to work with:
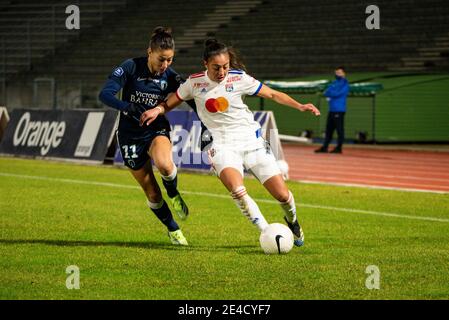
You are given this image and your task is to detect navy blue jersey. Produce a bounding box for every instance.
[99,57,183,139]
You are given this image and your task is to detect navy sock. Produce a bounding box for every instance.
[162,176,179,198]
[150,201,179,232]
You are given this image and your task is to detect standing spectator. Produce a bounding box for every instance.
[315,66,349,154]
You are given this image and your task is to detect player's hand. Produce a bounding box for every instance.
[298,103,320,116]
[139,108,161,126]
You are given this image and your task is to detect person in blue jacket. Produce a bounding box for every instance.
[98,26,189,245]
[315,66,349,154]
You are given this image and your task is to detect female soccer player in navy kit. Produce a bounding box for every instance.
[99,27,189,245]
[140,39,320,247]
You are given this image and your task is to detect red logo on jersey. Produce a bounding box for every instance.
[193,82,209,89]
[205,97,229,113]
[227,75,242,83]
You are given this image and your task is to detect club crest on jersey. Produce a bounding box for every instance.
[225,84,234,92]
[152,79,168,90]
[113,67,124,77]
[128,160,136,168]
[159,80,168,90]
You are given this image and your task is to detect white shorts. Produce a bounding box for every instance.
[209,140,282,184]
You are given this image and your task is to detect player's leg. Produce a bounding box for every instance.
[116,131,187,245]
[315,112,334,153]
[262,175,304,246]
[129,161,188,245]
[331,112,345,153]
[220,168,269,231]
[325,112,337,149]
[246,147,304,246]
[149,135,189,220]
[209,147,268,231]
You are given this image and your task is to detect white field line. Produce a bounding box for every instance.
[288,173,449,190]
[290,169,449,183]
[289,162,449,181]
[296,179,449,195]
[293,152,449,166]
[1,172,448,223]
[289,156,449,171]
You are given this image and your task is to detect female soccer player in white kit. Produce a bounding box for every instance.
[140,39,320,247]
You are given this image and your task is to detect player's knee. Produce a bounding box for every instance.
[154,159,173,176]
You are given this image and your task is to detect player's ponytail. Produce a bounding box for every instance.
[203,39,246,72]
[227,47,246,72]
[149,26,175,51]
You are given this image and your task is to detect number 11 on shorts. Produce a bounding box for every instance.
[122,145,138,159]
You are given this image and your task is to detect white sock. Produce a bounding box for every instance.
[232,186,269,231]
[280,191,297,223]
[147,199,164,210]
[161,164,177,181]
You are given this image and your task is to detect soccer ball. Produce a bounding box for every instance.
[277,160,289,180]
[259,223,294,254]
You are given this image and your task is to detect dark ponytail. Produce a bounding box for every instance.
[149,26,175,51]
[203,38,246,71]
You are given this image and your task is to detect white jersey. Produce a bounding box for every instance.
[176,69,263,149]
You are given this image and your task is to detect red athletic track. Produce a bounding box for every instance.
[283,144,449,193]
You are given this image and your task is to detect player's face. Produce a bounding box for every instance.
[204,53,230,82]
[148,49,174,75]
[335,69,345,78]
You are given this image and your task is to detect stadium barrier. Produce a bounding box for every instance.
[260,80,383,142]
[114,110,287,174]
[0,109,118,163]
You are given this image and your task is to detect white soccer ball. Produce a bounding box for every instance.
[277,160,289,180]
[259,223,294,254]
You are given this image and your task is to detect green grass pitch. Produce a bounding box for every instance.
[1,158,448,299]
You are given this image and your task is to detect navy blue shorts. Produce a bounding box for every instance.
[116,126,171,171]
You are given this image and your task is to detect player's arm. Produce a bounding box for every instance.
[98,80,129,111]
[99,59,142,114]
[139,93,183,127]
[256,84,320,116]
[324,82,349,98]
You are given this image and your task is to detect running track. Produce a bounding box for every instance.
[283,144,449,193]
